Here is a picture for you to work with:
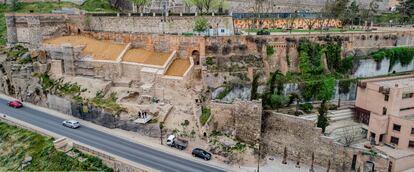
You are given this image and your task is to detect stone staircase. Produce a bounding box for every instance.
[301,108,354,122]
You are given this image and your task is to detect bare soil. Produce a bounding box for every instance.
[165,59,191,76]
[44,36,126,61]
[123,48,171,66]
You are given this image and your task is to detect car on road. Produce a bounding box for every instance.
[8,100,23,108]
[62,120,80,129]
[192,148,212,161]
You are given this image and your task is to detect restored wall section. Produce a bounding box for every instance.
[208,100,262,144]
[86,15,234,35]
[262,111,354,172]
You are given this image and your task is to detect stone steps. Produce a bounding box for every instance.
[301,109,354,122]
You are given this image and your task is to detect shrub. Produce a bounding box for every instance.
[200,107,211,126]
[300,103,313,113]
[257,29,270,35]
[327,103,338,110]
[194,17,209,32]
[266,45,275,57]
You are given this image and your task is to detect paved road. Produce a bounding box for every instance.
[0,98,226,172]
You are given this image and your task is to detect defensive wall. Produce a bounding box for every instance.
[6,13,414,82]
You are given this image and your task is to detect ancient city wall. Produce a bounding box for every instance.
[84,15,234,35]
[204,31,414,75]
[81,31,204,58]
[208,100,262,144]
[262,111,354,172]
[227,0,396,12]
[6,13,69,47]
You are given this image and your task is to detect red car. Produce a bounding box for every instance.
[8,100,23,108]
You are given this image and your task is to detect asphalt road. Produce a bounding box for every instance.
[0,98,226,172]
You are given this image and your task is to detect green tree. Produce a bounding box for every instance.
[129,0,150,12]
[194,17,209,32]
[270,94,289,111]
[251,73,260,100]
[346,0,360,27]
[317,100,330,133]
[397,0,414,23]
[185,0,205,13]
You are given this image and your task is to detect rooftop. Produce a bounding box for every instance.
[375,145,414,159]
[374,77,414,88]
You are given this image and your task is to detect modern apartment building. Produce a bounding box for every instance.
[355,74,414,149]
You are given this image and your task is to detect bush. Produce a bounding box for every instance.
[327,103,338,110]
[266,45,275,57]
[300,103,313,113]
[200,107,211,126]
[257,29,270,35]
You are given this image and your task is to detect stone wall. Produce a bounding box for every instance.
[208,100,262,144]
[262,111,354,172]
[354,58,414,78]
[86,15,234,35]
[234,18,342,30]
[47,94,72,115]
[204,31,414,75]
[82,31,204,58]
[227,0,396,12]
[6,13,69,47]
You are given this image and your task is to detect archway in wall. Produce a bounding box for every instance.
[192,50,200,65]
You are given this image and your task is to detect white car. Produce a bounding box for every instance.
[62,120,80,129]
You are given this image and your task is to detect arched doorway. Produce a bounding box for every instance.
[192,50,200,65]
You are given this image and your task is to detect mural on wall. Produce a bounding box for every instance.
[234,19,342,30]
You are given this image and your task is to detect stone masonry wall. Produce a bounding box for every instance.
[262,111,353,172]
[86,15,234,35]
[208,100,262,144]
[6,13,69,47]
[204,31,414,75]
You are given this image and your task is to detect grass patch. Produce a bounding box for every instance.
[0,122,112,171]
[91,91,125,115]
[200,107,211,126]
[215,85,232,100]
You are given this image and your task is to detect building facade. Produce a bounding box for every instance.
[356,74,414,150]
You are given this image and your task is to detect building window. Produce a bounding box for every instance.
[391,136,399,145]
[411,128,414,135]
[402,93,414,99]
[393,124,401,131]
[410,141,414,148]
[384,95,389,101]
[383,107,387,115]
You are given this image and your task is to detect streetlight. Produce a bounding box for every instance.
[256,138,261,172]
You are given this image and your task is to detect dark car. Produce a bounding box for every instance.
[192,148,212,160]
[8,100,23,108]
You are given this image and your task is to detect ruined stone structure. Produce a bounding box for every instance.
[261,111,393,172]
[208,100,262,144]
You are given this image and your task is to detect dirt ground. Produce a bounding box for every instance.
[165,59,191,76]
[44,36,126,61]
[123,48,171,66]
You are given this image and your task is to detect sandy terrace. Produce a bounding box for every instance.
[123,48,171,66]
[165,59,191,77]
[44,35,127,61]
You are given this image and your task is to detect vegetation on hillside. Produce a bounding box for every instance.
[0,122,112,171]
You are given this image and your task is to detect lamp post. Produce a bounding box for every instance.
[257,138,261,172]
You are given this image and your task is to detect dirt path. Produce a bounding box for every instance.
[44,36,126,61]
[165,59,191,76]
[123,48,171,66]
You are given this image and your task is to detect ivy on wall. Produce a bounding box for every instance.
[371,47,414,71]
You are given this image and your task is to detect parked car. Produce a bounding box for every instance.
[192,148,212,161]
[8,100,23,108]
[62,120,80,129]
[166,135,188,150]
